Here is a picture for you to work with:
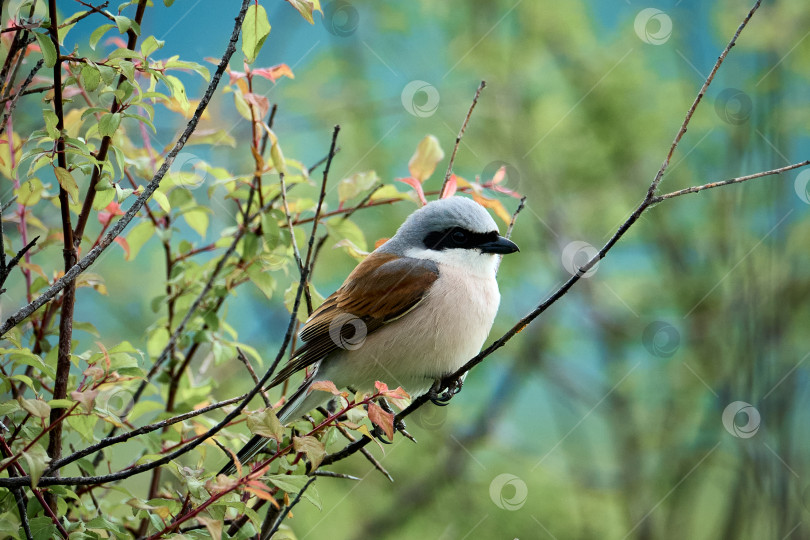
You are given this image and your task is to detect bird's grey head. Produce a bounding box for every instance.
[378,196,518,260]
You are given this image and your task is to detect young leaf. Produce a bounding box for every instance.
[242,4,272,63]
[286,0,322,24]
[54,166,79,203]
[408,135,444,182]
[367,401,395,440]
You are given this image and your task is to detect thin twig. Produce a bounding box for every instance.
[0,0,250,338]
[312,470,361,481]
[440,80,486,198]
[322,0,784,468]
[238,347,270,407]
[45,394,247,475]
[651,161,810,203]
[264,477,316,539]
[0,59,43,138]
[0,207,309,489]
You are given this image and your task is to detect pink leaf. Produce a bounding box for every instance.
[396,177,427,205]
[104,36,128,48]
[114,237,130,259]
[311,380,342,396]
[440,174,458,199]
[251,63,294,82]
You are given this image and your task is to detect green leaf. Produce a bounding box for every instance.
[326,216,367,251]
[140,35,164,57]
[89,24,116,50]
[43,109,59,138]
[19,397,50,418]
[241,4,272,64]
[338,170,379,203]
[54,166,79,203]
[147,327,169,358]
[246,408,284,441]
[246,263,275,299]
[33,32,57,68]
[81,64,101,91]
[408,135,445,182]
[126,220,156,260]
[183,208,209,238]
[151,190,170,213]
[14,177,43,206]
[28,516,56,540]
[113,15,132,34]
[67,414,98,442]
[23,445,51,487]
[98,112,121,138]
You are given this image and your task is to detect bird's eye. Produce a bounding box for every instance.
[451,230,467,245]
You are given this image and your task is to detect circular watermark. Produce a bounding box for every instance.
[322,1,359,37]
[714,88,752,125]
[96,386,134,417]
[410,403,448,431]
[722,401,761,439]
[634,8,672,45]
[7,0,47,24]
[168,152,208,190]
[481,160,521,190]
[561,241,600,278]
[794,169,810,204]
[642,321,681,358]
[328,313,367,350]
[401,80,440,118]
[489,473,528,511]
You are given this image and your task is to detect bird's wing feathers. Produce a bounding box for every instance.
[268,252,439,386]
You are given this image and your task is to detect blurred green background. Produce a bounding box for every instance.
[10,0,810,538]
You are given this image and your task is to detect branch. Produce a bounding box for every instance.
[0,58,43,138]
[0,0,251,338]
[439,80,486,198]
[322,0,786,468]
[651,161,810,203]
[44,394,246,476]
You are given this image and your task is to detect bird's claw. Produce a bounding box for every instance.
[428,377,463,406]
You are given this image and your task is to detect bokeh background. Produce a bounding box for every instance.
[6,0,810,538]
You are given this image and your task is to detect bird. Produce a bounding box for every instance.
[219,196,519,475]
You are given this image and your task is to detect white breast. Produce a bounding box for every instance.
[316,259,501,398]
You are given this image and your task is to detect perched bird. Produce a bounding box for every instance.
[219,196,518,475]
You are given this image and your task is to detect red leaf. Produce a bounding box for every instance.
[367,402,394,440]
[98,201,124,224]
[396,177,427,205]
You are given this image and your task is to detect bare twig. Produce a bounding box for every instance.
[0,59,43,138]
[440,80,486,198]
[238,348,270,407]
[263,477,316,539]
[651,161,810,203]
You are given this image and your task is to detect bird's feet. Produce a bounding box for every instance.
[428,377,463,406]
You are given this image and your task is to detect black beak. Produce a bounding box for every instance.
[479,236,519,255]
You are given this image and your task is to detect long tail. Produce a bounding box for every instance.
[217,378,328,476]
